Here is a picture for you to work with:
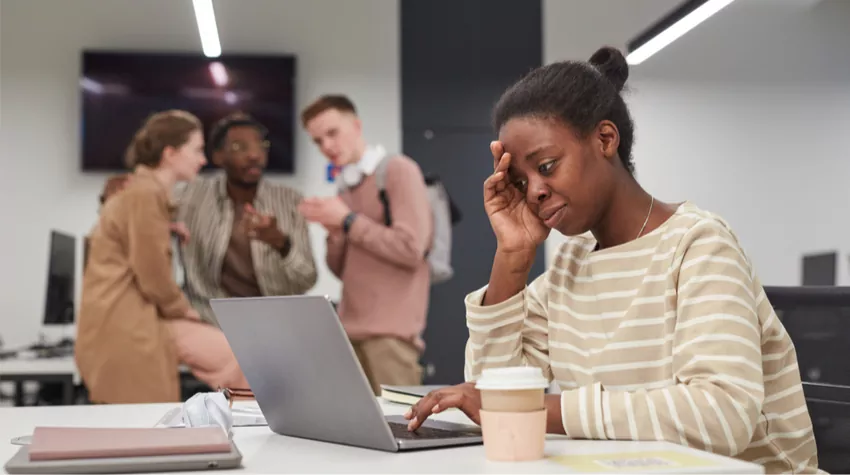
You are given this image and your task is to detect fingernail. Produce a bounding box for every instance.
[432,404,441,413]
[404,409,412,419]
[407,418,417,430]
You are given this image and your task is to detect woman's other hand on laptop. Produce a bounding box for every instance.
[404,382,481,431]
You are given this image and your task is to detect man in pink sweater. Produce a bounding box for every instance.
[298,95,433,395]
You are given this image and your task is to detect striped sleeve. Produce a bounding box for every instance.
[174,180,195,224]
[463,271,553,382]
[561,220,764,456]
[262,187,318,295]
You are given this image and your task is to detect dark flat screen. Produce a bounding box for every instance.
[80,51,296,173]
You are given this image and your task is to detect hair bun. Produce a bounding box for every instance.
[588,46,629,92]
[125,127,153,168]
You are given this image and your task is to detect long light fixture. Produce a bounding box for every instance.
[192,0,221,58]
[626,0,736,65]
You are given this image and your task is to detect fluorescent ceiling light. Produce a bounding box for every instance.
[626,0,736,65]
[192,0,221,58]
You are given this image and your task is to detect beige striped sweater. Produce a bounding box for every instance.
[464,202,818,474]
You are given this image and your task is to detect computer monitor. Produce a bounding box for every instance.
[43,230,76,325]
[801,251,836,286]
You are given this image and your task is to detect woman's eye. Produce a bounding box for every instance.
[513,179,528,192]
[539,161,555,175]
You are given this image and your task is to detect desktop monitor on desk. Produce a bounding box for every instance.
[801,251,836,286]
[43,230,76,326]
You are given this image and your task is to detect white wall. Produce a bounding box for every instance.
[542,0,850,286]
[0,0,400,348]
[609,82,850,286]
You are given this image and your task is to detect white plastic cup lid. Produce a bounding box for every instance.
[475,366,549,391]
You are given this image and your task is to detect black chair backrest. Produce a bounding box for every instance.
[764,285,850,307]
[803,382,850,405]
[764,286,850,473]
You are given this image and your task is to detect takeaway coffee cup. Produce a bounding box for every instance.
[475,367,549,462]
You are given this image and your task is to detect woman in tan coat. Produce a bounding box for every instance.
[76,110,244,403]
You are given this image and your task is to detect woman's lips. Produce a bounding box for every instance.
[542,205,567,228]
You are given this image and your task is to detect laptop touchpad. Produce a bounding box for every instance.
[384,415,481,434]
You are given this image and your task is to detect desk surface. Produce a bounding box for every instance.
[1,400,763,474]
[1,356,77,376]
[0,356,189,381]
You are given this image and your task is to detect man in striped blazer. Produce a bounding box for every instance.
[176,113,318,326]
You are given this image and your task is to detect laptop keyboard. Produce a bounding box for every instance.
[388,421,479,440]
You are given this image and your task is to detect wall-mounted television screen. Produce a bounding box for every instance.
[80,51,296,172]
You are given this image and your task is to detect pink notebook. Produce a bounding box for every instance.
[28,427,231,461]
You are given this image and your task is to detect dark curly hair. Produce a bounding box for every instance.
[493,46,636,174]
[207,112,269,154]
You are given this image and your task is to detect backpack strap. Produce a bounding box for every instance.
[374,155,393,226]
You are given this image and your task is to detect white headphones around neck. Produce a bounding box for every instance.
[337,145,388,191]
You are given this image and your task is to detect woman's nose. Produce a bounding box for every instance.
[527,181,550,204]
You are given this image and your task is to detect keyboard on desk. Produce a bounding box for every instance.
[387,421,479,440]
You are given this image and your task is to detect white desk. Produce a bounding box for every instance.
[1,356,79,381]
[0,400,763,474]
[0,356,78,406]
[1,356,193,406]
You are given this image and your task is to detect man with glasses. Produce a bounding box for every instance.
[176,112,318,326]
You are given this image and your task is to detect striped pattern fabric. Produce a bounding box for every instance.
[464,202,818,474]
[176,174,318,325]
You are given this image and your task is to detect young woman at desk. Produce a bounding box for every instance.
[405,47,819,473]
[76,110,248,404]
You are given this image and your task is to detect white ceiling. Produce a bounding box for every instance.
[629,0,850,83]
[544,0,683,62]
[3,0,846,85]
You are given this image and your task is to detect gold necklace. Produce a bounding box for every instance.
[636,196,655,239]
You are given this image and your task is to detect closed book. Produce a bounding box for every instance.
[380,385,446,406]
[28,427,231,461]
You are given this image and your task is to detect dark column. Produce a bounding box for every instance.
[401,0,544,384]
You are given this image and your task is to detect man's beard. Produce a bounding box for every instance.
[227,174,260,189]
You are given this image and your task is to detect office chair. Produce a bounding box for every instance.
[765,286,850,473]
[801,382,850,473]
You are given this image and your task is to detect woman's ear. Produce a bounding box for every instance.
[596,120,620,160]
[160,145,177,166]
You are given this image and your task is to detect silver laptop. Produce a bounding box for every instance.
[210,295,483,452]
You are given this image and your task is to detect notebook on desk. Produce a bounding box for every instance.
[5,445,242,474]
[5,427,241,474]
[28,426,231,461]
[380,385,446,406]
